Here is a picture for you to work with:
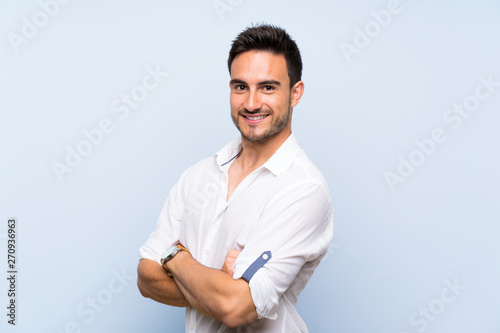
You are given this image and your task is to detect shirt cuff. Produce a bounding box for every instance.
[139,245,161,264]
[234,265,279,320]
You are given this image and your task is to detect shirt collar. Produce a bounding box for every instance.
[216,136,243,168]
[215,133,301,176]
[262,133,301,176]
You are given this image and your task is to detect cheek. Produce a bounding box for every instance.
[230,95,242,111]
[265,95,286,110]
[229,101,237,113]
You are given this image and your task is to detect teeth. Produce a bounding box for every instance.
[246,115,267,120]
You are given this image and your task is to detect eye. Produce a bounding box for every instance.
[263,85,275,91]
[235,85,246,91]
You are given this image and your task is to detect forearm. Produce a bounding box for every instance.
[137,258,190,307]
[168,251,257,328]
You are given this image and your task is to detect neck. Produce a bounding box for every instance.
[238,129,292,170]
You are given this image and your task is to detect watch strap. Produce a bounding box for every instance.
[176,244,190,255]
[162,244,191,277]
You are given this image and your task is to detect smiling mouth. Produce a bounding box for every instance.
[243,115,269,120]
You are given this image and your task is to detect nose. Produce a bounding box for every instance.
[244,89,262,112]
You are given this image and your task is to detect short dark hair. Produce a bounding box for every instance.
[227,24,303,89]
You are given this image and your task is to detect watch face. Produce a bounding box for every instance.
[161,245,178,261]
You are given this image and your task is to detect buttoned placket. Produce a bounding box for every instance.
[190,163,265,332]
[199,171,228,264]
[200,164,266,264]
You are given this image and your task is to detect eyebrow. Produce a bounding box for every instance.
[230,79,281,87]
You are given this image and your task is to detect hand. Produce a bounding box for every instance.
[221,249,241,276]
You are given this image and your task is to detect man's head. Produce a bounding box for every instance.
[228,24,302,89]
[228,24,305,144]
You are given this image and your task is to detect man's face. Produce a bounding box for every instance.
[229,50,296,143]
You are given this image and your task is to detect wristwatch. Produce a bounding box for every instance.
[160,244,190,277]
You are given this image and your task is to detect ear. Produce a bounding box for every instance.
[290,81,305,108]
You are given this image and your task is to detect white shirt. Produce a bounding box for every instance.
[139,133,334,333]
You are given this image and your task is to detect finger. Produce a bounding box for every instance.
[227,249,242,257]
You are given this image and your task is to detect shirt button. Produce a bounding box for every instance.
[263,254,269,260]
[190,323,195,329]
[217,213,223,219]
[205,249,210,255]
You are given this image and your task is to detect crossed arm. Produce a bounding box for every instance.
[137,249,257,328]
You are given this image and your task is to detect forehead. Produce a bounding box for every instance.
[230,50,288,83]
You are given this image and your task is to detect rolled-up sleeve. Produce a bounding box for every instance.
[139,171,187,264]
[232,180,334,319]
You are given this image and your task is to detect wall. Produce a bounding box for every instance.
[1,1,499,332]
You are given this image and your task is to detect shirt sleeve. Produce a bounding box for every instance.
[138,171,187,264]
[231,180,334,319]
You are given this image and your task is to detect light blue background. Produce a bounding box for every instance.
[1,0,499,332]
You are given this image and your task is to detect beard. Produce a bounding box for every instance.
[232,99,292,143]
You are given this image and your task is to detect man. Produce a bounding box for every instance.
[137,24,334,332]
